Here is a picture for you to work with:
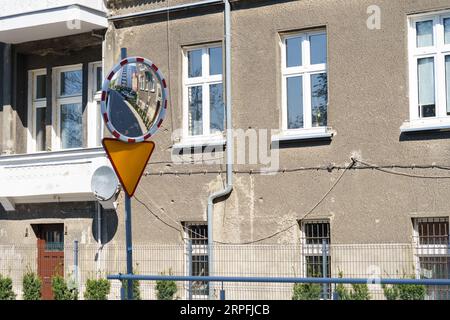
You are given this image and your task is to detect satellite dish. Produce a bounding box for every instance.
[91,166,120,201]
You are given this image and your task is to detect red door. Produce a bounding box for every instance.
[37,224,64,300]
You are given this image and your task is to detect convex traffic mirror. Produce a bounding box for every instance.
[101,57,168,142]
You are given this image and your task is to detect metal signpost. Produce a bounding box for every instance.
[100,48,168,300]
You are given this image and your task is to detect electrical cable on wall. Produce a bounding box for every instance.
[136,156,450,244]
[135,159,356,244]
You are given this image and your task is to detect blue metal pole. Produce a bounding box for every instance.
[220,282,225,300]
[121,47,133,301]
[188,239,193,300]
[322,239,327,299]
[125,194,133,300]
[73,240,79,290]
[107,274,450,286]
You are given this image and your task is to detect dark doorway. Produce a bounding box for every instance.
[36,224,64,300]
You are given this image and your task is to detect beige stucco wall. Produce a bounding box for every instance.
[103,0,450,247]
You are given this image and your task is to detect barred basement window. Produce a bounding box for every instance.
[415,217,449,245]
[413,217,450,300]
[183,223,209,298]
[301,221,331,277]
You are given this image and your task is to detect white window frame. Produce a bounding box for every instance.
[27,69,47,153]
[182,44,224,145]
[279,30,330,140]
[52,64,83,150]
[403,11,450,132]
[88,61,104,148]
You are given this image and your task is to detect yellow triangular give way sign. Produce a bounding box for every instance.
[102,138,155,197]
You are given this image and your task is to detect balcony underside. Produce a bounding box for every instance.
[0,148,116,211]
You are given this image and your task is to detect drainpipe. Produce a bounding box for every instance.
[207,0,233,298]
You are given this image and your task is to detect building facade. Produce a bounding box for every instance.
[1,0,450,300]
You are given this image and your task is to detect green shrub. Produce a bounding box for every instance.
[84,278,110,300]
[292,283,322,300]
[52,275,78,300]
[22,271,41,300]
[382,284,399,300]
[383,282,426,300]
[155,270,177,300]
[350,283,371,300]
[398,283,426,300]
[121,278,141,300]
[0,275,16,300]
[335,283,351,300]
[334,272,370,300]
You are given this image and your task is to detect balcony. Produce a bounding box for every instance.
[0,1,107,44]
[0,148,114,211]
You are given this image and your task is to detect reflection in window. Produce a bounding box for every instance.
[36,107,46,152]
[286,37,302,68]
[61,103,83,149]
[188,49,202,78]
[417,57,435,118]
[209,47,222,76]
[44,230,64,251]
[60,70,82,96]
[287,76,303,129]
[416,20,434,48]
[310,34,327,65]
[210,83,224,133]
[283,32,327,131]
[96,66,103,92]
[188,86,203,136]
[185,46,223,138]
[31,71,47,152]
[36,75,47,100]
[311,73,328,127]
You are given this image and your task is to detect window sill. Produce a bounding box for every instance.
[400,119,450,133]
[172,136,226,150]
[271,128,334,143]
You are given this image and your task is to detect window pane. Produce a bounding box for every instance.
[311,73,328,127]
[446,56,450,115]
[188,86,203,135]
[286,37,302,67]
[96,101,102,146]
[416,20,434,47]
[36,75,46,100]
[210,83,224,133]
[36,107,46,151]
[287,76,303,129]
[209,47,222,75]
[188,49,202,78]
[417,58,435,118]
[445,18,450,44]
[310,34,327,65]
[96,66,102,92]
[61,103,83,149]
[60,70,82,96]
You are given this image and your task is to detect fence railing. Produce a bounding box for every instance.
[0,242,449,300]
